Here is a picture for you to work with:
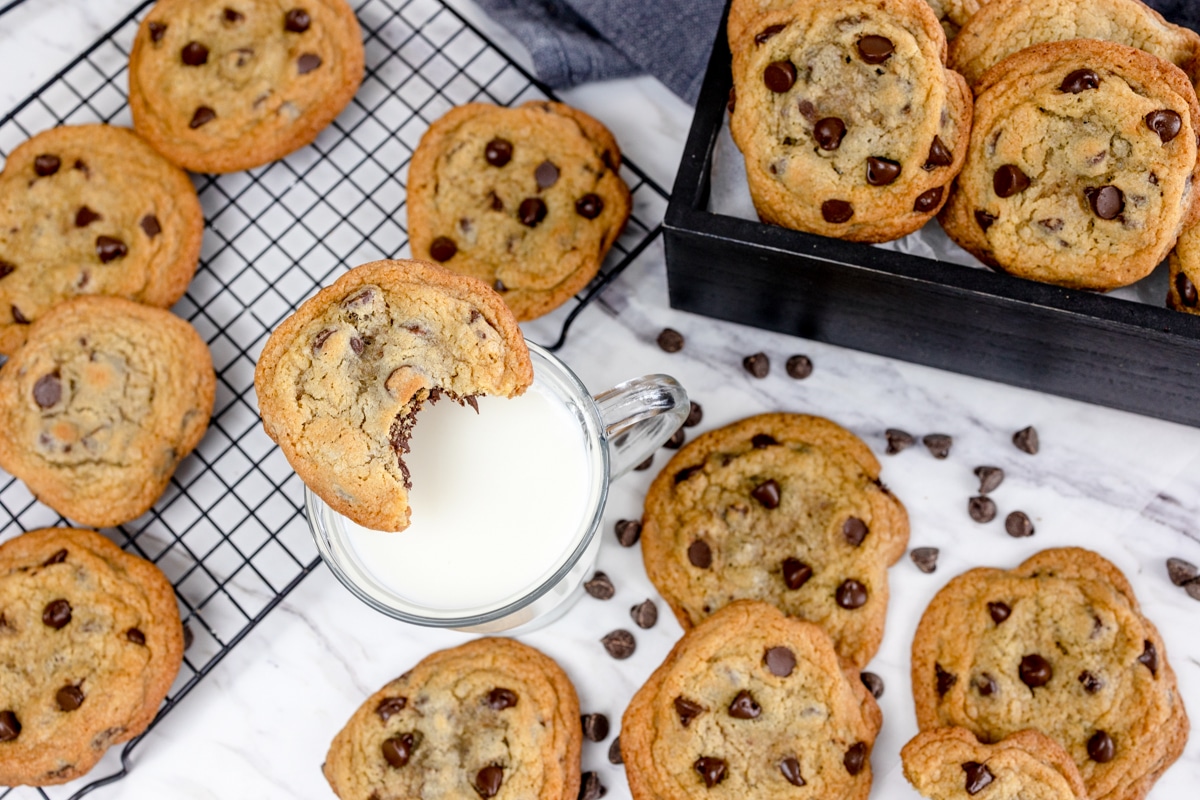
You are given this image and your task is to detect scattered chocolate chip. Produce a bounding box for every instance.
[781,557,813,590]
[1088,730,1115,763]
[684,402,703,427]
[843,517,868,546]
[655,327,684,352]
[474,765,503,797]
[779,755,805,786]
[430,236,457,262]
[1085,185,1124,220]
[993,164,1030,197]
[727,689,761,720]
[535,160,559,189]
[139,214,161,238]
[96,236,128,263]
[1168,557,1199,586]
[664,427,685,449]
[581,713,609,741]
[584,571,615,600]
[297,53,322,74]
[694,757,727,788]
[975,466,1004,494]
[1146,110,1183,143]
[1079,670,1104,693]
[601,629,635,659]
[688,540,713,568]
[866,157,901,186]
[857,35,894,64]
[1061,69,1100,93]
[836,579,868,609]
[1012,426,1039,454]
[963,761,994,795]
[43,599,72,629]
[181,41,209,66]
[631,599,657,628]
[33,371,62,409]
[1138,640,1157,676]
[814,117,846,151]
[0,260,13,280]
[608,736,623,764]
[822,199,853,223]
[148,21,167,42]
[1019,654,1052,687]
[910,547,938,573]
[34,154,60,176]
[764,60,796,93]
[284,8,311,32]
[11,305,28,325]
[376,697,407,720]
[74,206,101,228]
[975,673,998,696]
[576,193,603,219]
[126,627,145,645]
[764,646,795,677]
[968,496,997,523]
[56,685,84,712]
[913,186,944,213]
[675,696,704,726]
[518,197,547,227]
[0,711,20,741]
[844,742,867,775]
[752,433,778,448]
[615,519,642,547]
[988,601,1011,623]
[1005,511,1034,538]
[936,663,957,696]
[743,352,770,378]
[755,24,785,45]
[923,433,952,459]
[885,429,914,454]
[924,136,953,169]
[190,106,216,128]
[579,771,606,800]
[1176,272,1199,307]
[785,355,813,379]
[975,209,997,231]
[860,672,884,699]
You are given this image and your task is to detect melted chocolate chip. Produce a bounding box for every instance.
[1005,511,1035,538]
[822,199,853,223]
[190,106,216,128]
[584,571,615,600]
[224,7,244,22]
[913,186,943,213]
[782,557,812,590]
[963,761,994,795]
[0,711,20,742]
[350,336,364,356]
[885,429,914,454]
[631,598,658,629]
[297,53,322,74]
[43,599,72,629]
[844,742,867,775]
[1146,110,1183,143]
[987,601,1011,624]
[675,464,702,484]
[694,757,727,787]
[484,688,517,711]
[429,236,457,262]
[615,519,641,546]
[924,136,953,169]
[484,138,513,167]
[752,479,781,509]
[382,734,414,768]
[1085,185,1124,219]
[376,696,407,720]
[518,197,547,227]
[936,663,957,696]
[975,209,997,232]
[763,61,796,93]
[96,236,128,263]
[975,672,998,696]
[764,646,795,677]
[728,690,761,719]
[148,21,167,43]
[1138,640,1158,676]
[34,154,60,176]
[755,24,785,45]
[1061,69,1100,93]
[1088,730,1115,763]
[843,517,868,546]
[994,164,1030,197]
[0,260,13,280]
[674,696,704,726]
[744,352,770,377]
[576,193,604,219]
[41,548,67,566]
[836,579,868,609]
[474,765,504,797]
[910,547,938,573]
[285,8,311,32]
[75,206,101,227]
[33,372,62,409]
[1176,272,1199,307]
[857,35,894,64]
[727,86,736,113]
[181,42,209,66]
[535,160,559,189]
[866,157,901,186]
[1079,670,1104,693]
[126,628,145,645]
[582,713,609,741]
[780,756,805,786]
[11,305,29,325]
[1020,654,1052,687]
[814,117,846,150]
[56,685,85,712]
[751,434,778,449]
[688,540,713,568]
[601,629,635,659]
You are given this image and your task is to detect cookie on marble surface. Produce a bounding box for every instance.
[0,296,215,528]
[1168,219,1200,312]
[727,0,972,242]
[407,101,631,321]
[0,527,184,786]
[323,636,581,800]
[621,600,882,800]
[911,547,1190,800]
[949,0,1200,88]
[0,124,203,355]
[940,39,1200,291]
[128,0,364,173]
[640,412,909,669]
[902,727,1089,800]
[254,258,533,532]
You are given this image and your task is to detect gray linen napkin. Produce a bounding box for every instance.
[473,0,1199,105]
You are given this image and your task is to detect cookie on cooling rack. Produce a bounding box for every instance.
[902,728,1089,800]
[640,413,909,669]
[940,39,1200,291]
[0,527,184,786]
[406,100,632,321]
[621,600,882,800]
[128,0,364,172]
[0,296,215,528]
[726,0,972,243]
[324,637,581,800]
[912,547,1189,800]
[0,124,203,356]
[254,258,533,532]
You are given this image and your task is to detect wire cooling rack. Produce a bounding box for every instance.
[0,0,668,796]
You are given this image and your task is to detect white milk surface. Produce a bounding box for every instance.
[343,384,594,610]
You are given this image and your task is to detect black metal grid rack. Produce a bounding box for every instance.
[0,1,668,796]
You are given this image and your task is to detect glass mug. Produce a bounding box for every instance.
[307,342,688,633]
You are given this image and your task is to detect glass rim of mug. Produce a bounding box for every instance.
[306,341,611,628]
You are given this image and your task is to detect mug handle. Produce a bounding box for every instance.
[593,375,690,480]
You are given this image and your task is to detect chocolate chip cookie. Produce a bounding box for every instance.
[640,413,909,669]
[940,39,1200,290]
[950,0,1200,88]
[621,600,883,800]
[128,0,364,173]
[0,124,203,355]
[922,0,984,39]
[407,101,631,321]
[727,0,973,242]
[0,527,184,786]
[1168,219,1200,313]
[902,727,1089,800]
[324,637,581,800]
[911,547,1190,800]
[254,258,533,532]
[0,296,215,528]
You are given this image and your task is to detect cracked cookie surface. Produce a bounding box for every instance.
[911,547,1190,800]
[0,124,203,356]
[0,296,215,528]
[323,637,581,800]
[0,527,183,786]
[728,0,972,242]
[621,600,882,800]
[407,101,631,321]
[128,0,364,172]
[940,39,1200,290]
[640,413,908,669]
[254,258,532,532]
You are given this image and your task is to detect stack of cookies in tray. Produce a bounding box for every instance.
[728,0,1200,309]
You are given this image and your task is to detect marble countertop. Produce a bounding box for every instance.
[1,2,1198,798]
